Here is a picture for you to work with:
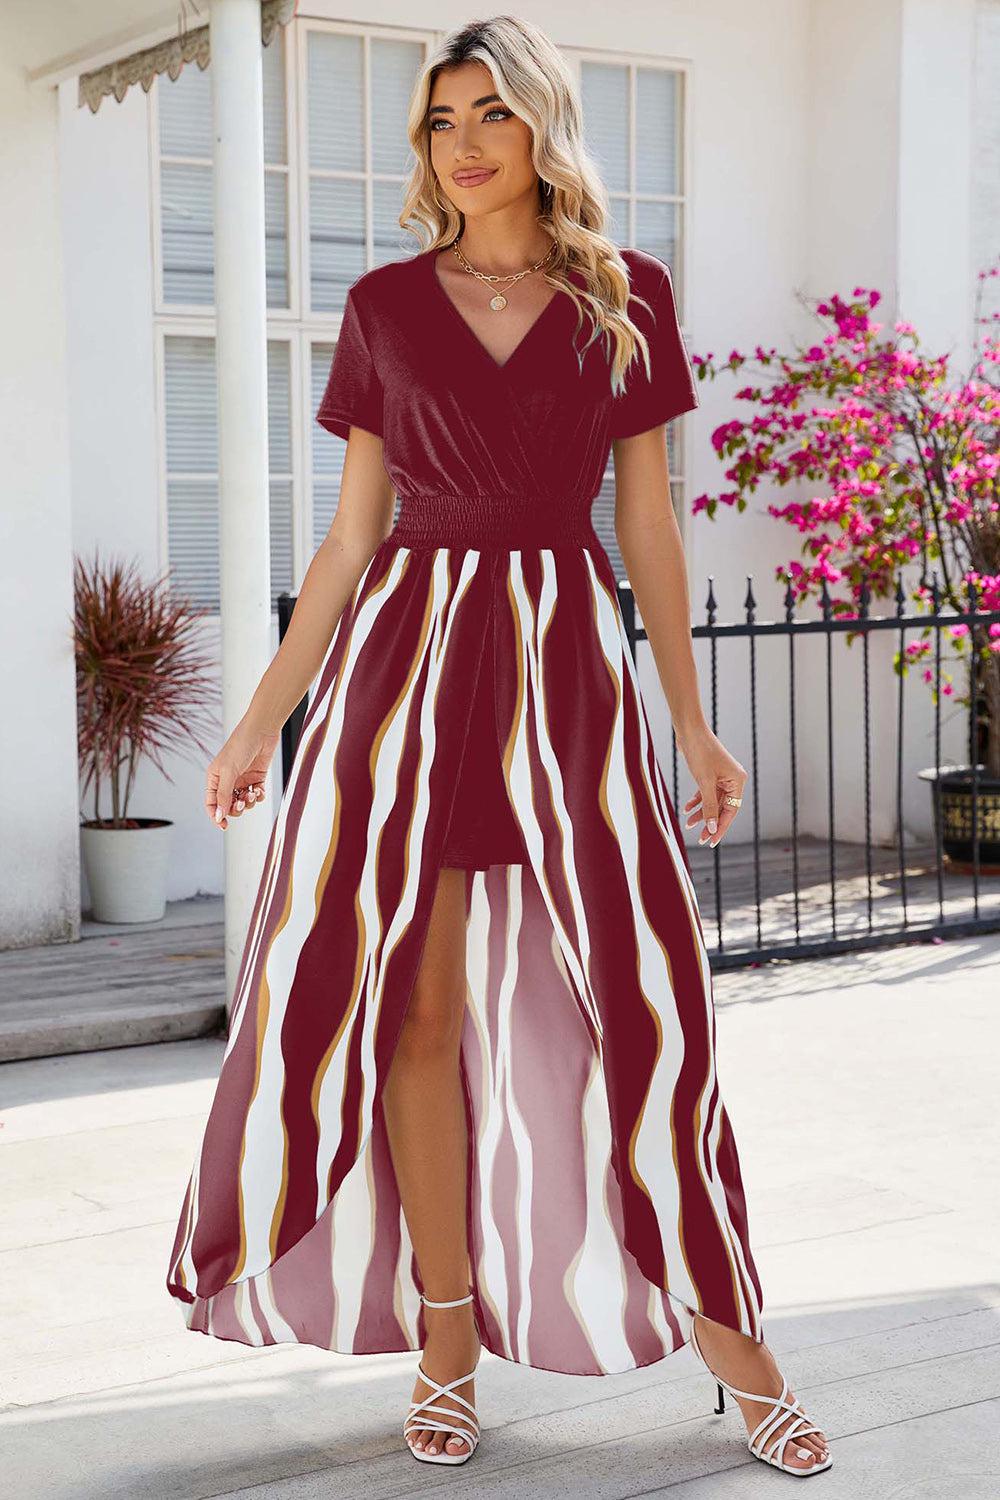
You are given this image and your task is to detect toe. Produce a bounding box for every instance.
[770,1418,820,1471]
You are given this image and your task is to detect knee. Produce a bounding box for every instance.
[395,984,465,1064]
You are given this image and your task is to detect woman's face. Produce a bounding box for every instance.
[427,60,537,219]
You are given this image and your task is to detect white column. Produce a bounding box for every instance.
[210,0,273,1013]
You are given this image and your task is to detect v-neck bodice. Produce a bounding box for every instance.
[428,246,564,373]
[316,243,700,547]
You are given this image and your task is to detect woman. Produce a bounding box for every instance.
[166,15,831,1481]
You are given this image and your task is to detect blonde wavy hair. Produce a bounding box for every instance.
[400,15,655,396]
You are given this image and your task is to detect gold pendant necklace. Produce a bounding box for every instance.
[450,237,556,312]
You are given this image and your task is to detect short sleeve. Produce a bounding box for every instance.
[609,260,699,440]
[315,287,385,442]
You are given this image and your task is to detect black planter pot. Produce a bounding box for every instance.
[917,764,1000,872]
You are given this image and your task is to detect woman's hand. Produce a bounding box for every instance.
[676,722,747,849]
[204,718,281,830]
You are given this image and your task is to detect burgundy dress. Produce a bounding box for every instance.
[165,245,765,1377]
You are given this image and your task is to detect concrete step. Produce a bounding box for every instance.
[0,896,226,1061]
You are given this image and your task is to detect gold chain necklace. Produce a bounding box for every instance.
[450,237,556,312]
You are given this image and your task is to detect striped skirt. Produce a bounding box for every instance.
[165,534,765,1376]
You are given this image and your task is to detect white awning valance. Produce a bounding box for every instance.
[78,0,296,114]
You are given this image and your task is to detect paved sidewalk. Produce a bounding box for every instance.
[2,933,999,1499]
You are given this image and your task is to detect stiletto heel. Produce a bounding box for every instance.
[404,1290,481,1467]
[689,1321,832,1477]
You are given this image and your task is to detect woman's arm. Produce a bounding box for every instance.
[613,425,747,849]
[206,427,396,828]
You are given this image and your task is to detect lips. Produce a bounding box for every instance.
[452,168,497,187]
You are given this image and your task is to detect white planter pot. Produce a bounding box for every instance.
[80,818,174,923]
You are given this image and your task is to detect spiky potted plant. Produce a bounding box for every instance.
[691,260,1000,868]
[74,551,218,922]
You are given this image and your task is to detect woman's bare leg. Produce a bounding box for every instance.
[382,865,481,1457]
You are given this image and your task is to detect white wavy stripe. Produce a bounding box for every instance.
[705,1086,759,1336]
[314,549,481,1204]
[504,553,602,1034]
[528,552,603,1040]
[232,1279,264,1345]
[646,1276,682,1355]
[362,549,482,1130]
[596,565,759,1330]
[394,1196,420,1345]
[254,1267,298,1342]
[329,1134,380,1351]
[224,547,391,1040]
[582,553,698,1314]
[467,867,514,1359]
[496,864,536,1364]
[172,1152,202,1290]
[314,550,446,1200]
[320,549,484,1345]
[587,556,759,1327]
[609,590,705,937]
[571,1049,636,1374]
[233,548,412,1281]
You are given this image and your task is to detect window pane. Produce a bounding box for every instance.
[582,62,629,194]
[161,162,214,305]
[167,479,219,609]
[267,341,291,473]
[264,169,289,307]
[165,337,217,472]
[373,180,412,265]
[166,336,294,609]
[635,69,679,196]
[370,38,423,174]
[308,30,364,173]
[605,195,629,248]
[310,177,366,312]
[591,465,625,582]
[635,200,681,302]
[312,341,343,548]
[262,32,287,165]
[159,42,284,163]
[270,479,294,597]
[159,58,212,158]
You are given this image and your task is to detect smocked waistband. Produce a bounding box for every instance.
[389,491,600,549]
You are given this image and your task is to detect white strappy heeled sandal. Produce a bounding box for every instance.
[404,1290,481,1467]
[689,1319,832,1477]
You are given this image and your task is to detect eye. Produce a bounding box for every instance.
[429,107,513,132]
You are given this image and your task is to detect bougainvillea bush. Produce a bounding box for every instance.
[690,262,1000,776]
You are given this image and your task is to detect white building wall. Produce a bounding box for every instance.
[0,54,80,949]
[58,75,233,903]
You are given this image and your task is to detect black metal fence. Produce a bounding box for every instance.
[278,573,1000,971]
[618,570,1000,969]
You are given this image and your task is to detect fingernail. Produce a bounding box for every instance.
[414,1441,423,1450]
[707,818,717,833]
[215,807,224,824]
[796,1448,812,1460]
[236,800,245,811]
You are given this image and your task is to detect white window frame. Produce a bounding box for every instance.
[567,47,695,545]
